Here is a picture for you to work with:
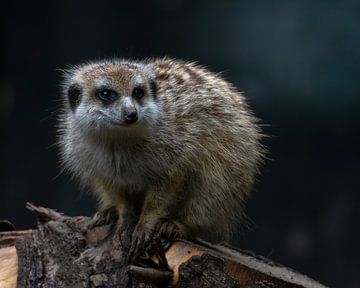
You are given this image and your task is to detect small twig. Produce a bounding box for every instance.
[26,202,65,223]
[127,265,173,287]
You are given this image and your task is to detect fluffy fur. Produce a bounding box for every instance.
[58,58,264,260]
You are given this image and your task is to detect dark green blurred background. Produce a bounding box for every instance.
[1,1,359,287]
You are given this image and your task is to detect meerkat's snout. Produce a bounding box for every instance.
[124,110,138,124]
[120,96,138,124]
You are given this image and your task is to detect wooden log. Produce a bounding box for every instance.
[0,204,328,288]
[0,247,17,288]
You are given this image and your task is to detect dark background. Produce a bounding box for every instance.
[1,1,359,287]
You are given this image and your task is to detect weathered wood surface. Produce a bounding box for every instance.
[0,246,17,288]
[0,204,328,288]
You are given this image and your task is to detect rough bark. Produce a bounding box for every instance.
[0,204,327,288]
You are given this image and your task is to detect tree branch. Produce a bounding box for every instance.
[0,204,327,287]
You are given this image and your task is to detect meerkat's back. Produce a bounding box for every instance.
[148,59,263,235]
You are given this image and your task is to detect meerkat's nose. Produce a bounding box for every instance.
[124,110,138,124]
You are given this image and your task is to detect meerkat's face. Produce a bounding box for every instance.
[62,61,159,136]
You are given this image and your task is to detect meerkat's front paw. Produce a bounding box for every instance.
[127,223,156,264]
[126,218,188,264]
[156,219,188,250]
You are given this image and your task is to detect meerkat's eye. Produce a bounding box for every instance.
[132,87,145,100]
[96,89,118,104]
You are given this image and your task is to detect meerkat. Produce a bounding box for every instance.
[58,58,264,262]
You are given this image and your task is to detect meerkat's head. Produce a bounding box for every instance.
[62,60,159,138]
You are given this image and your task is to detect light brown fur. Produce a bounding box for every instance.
[58,58,264,260]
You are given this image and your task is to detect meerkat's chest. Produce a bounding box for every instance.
[83,142,153,192]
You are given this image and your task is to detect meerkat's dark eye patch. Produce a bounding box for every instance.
[67,84,82,110]
[96,89,118,104]
[132,87,145,100]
